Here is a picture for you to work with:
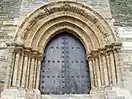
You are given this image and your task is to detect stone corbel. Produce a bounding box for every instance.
[112,42,122,53]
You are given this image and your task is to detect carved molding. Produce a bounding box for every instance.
[15,1,115,45]
[88,42,122,59]
[6,42,43,60]
[24,3,107,39]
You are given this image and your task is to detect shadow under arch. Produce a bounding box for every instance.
[42,29,88,55]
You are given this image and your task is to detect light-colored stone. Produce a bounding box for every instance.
[0,0,132,99]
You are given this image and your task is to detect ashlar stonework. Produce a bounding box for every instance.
[0,0,132,99]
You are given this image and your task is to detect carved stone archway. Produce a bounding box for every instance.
[4,1,122,94]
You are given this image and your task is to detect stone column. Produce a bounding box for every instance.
[98,49,105,86]
[92,53,98,87]
[29,51,36,89]
[21,53,28,88]
[33,58,37,89]
[36,53,42,89]
[109,46,117,85]
[36,59,41,89]
[4,43,16,88]
[28,57,33,89]
[106,50,113,85]
[95,51,101,87]
[102,50,109,86]
[12,52,20,87]
[88,55,94,89]
[113,43,122,86]
[25,48,32,89]
[16,51,24,87]
[25,57,31,89]
[32,50,38,89]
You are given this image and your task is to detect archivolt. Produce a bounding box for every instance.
[15,1,116,53]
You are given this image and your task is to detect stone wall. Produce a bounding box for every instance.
[0,0,22,82]
[0,0,115,90]
[0,0,132,97]
[110,0,132,26]
[109,0,132,92]
[115,26,132,92]
[20,0,113,27]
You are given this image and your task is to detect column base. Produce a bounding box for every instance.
[90,86,107,94]
[1,88,26,99]
[105,86,132,99]
[0,87,132,99]
[90,86,132,99]
[0,88,41,99]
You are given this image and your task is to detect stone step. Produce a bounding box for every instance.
[40,94,104,99]
[41,94,90,99]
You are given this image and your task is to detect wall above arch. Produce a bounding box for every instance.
[15,1,116,53]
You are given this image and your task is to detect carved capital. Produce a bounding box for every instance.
[113,42,122,53]
[105,44,114,57]
[98,48,107,57]
[14,47,24,55]
[24,47,32,57]
[31,49,38,58]
[87,53,93,61]
[37,51,43,61]
[90,50,99,58]
[21,1,110,40]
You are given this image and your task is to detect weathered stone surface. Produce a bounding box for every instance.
[110,0,132,26]
[0,0,132,99]
[0,0,22,83]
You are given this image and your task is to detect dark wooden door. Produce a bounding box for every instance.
[39,32,91,94]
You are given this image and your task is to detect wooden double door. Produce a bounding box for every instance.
[39,32,91,94]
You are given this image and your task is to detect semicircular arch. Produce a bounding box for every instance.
[14,1,116,53]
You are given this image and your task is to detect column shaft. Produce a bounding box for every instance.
[99,54,105,85]
[113,50,121,85]
[106,53,113,84]
[16,53,24,87]
[29,58,35,89]
[33,58,37,88]
[103,55,109,86]
[88,59,94,89]
[4,48,15,88]
[10,52,16,87]
[93,58,98,87]
[92,58,96,87]
[21,56,28,88]
[36,60,41,89]
[96,57,101,87]
[110,51,117,85]
[25,57,31,89]
[12,53,20,87]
